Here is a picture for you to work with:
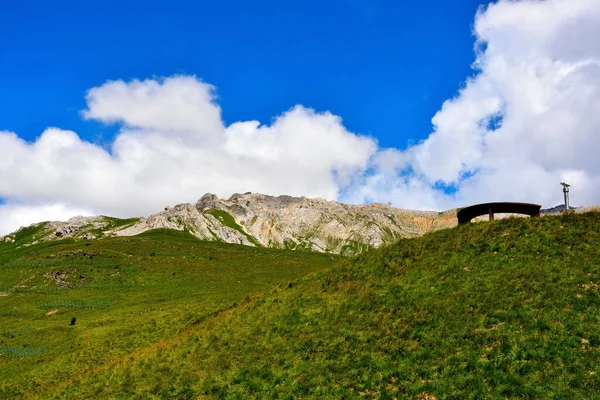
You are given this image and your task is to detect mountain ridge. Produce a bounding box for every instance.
[4,193,596,254]
[1,193,457,255]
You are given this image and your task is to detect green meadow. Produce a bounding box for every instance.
[0,227,336,398]
[3,213,600,398]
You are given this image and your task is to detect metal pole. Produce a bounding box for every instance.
[563,187,570,212]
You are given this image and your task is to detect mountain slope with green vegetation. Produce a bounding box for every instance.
[2,192,458,255]
[0,230,337,398]
[31,212,600,399]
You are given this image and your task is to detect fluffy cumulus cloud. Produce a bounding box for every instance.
[2,0,600,235]
[346,0,600,209]
[0,77,376,234]
[0,203,93,236]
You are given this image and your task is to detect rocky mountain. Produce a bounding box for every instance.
[1,193,457,255]
[5,194,597,255]
[541,204,576,215]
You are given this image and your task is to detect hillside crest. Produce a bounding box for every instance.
[1,193,457,254]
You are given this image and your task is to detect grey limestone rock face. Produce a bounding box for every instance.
[47,216,109,240]
[116,192,458,254]
[195,193,221,211]
[115,202,253,246]
[1,192,459,255]
[4,194,600,254]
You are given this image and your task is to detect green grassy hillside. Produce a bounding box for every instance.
[4,213,600,399]
[35,212,600,399]
[0,229,337,398]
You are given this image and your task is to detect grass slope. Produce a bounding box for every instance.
[0,229,337,398]
[2,216,141,246]
[45,212,600,399]
[204,209,261,247]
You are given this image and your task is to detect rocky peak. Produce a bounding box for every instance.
[1,192,458,255]
[196,193,221,211]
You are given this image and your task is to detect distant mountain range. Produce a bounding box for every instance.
[2,194,596,255]
[0,193,457,255]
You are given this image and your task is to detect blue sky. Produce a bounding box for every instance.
[1,0,487,148]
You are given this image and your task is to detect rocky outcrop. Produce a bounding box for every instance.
[47,216,108,240]
[114,193,457,254]
[0,215,136,246]
[574,205,600,213]
[0,193,458,255]
[115,203,255,246]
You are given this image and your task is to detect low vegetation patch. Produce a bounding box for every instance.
[3,327,35,338]
[36,299,112,310]
[0,343,47,358]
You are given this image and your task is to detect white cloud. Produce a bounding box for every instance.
[346,0,600,210]
[0,80,378,235]
[3,0,600,235]
[0,203,93,236]
[82,76,224,141]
